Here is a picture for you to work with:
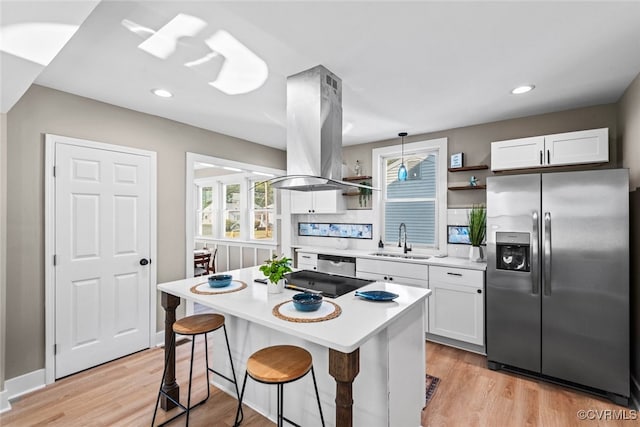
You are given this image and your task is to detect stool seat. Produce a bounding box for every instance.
[173,313,225,336]
[247,345,312,384]
[235,345,324,426]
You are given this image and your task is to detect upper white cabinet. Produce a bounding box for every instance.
[491,128,608,171]
[290,190,346,214]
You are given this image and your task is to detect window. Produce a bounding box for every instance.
[224,183,241,239]
[196,184,215,237]
[251,180,274,240]
[195,175,276,242]
[373,138,447,253]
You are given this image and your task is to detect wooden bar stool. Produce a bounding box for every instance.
[152,314,243,426]
[233,345,325,427]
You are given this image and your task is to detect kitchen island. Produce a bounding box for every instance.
[158,266,431,427]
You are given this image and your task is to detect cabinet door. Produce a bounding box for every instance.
[296,252,317,270]
[428,281,484,345]
[491,136,545,171]
[290,191,314,214]
[546,128,608,166]
[290,190,345,214]
[312,190,345,214]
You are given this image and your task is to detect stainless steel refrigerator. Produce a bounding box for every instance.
[486,169,629,405]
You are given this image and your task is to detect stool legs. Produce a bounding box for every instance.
[152,327,242,427]
[233,368,325,427]
[311,367,325,427]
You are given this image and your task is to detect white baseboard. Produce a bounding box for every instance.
[5,369,45,403]
[0,389,11,414]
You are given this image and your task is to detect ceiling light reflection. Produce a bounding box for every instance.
[0,23,79,66]
[137,13,206,60]
[205,30,269,95]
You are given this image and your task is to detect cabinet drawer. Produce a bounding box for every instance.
[357,258,428,280]
[297,252,317,264]
[429,266,483,287]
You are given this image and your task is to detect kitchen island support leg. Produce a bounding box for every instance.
[161,292,181,410]
[329,348,360,427]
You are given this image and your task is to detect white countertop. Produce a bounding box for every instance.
[158,266,431,353]
[293,246,487,271]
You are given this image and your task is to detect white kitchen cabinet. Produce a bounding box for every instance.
[290,190,346,214]
[296,251,317,271]
[491,136,545,170]
[491,128,608,171]
[428,266,484,346]
[357,258,429,331]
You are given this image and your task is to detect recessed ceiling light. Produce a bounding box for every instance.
[152,88,173,98]
[511,85,535,95]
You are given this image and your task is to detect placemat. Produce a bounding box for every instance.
[190,280,247,295]
[272,300,342,323]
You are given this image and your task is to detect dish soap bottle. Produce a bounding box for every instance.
[378,236,384,249]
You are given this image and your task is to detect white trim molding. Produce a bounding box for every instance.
[4,369,45,405]
[44,134,158,384]
[0,389,10,414]
[371,137,448,255]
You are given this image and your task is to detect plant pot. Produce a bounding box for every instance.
[469,245,483,262]
[268,279,285,294]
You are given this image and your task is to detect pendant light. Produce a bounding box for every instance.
[398,132,408,181]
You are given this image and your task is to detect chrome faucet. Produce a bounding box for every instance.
[398,223,412,254]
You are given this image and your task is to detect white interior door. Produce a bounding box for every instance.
[54,142,151,378]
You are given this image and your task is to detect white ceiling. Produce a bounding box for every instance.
[3,1,640,149]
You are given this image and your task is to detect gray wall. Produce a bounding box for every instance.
[1,113,7,392]
[5,85,286,379]
[618,71,640,394]
[620,72,640,190]
[343,103,619,208]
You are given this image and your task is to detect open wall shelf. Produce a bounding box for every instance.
[448,165,489,172]
[448,185,487,191]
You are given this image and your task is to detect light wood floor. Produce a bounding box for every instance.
[0,341,633,426]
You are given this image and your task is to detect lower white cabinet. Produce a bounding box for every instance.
[296,251,317,271]
[357,258,429,331]
[428,266,484,346]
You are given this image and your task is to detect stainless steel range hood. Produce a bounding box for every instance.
[270,65,372,192]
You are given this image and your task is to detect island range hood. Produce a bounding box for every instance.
[269,65,372,192]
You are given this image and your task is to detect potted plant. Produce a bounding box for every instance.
[468,204,486,262]
[358,182,372,207]
[259,254,292,294]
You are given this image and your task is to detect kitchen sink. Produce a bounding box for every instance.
[369,252,431,260]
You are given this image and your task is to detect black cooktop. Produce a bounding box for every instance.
[284,270,373,298]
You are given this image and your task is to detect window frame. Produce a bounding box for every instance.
[194,174,275,243]
[249,178,275,241]
[371,137,448,254]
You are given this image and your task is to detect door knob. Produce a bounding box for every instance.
[139,258,150,266]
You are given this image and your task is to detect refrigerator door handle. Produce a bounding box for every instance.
[531,211,539,294]
[543,212,552,296]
